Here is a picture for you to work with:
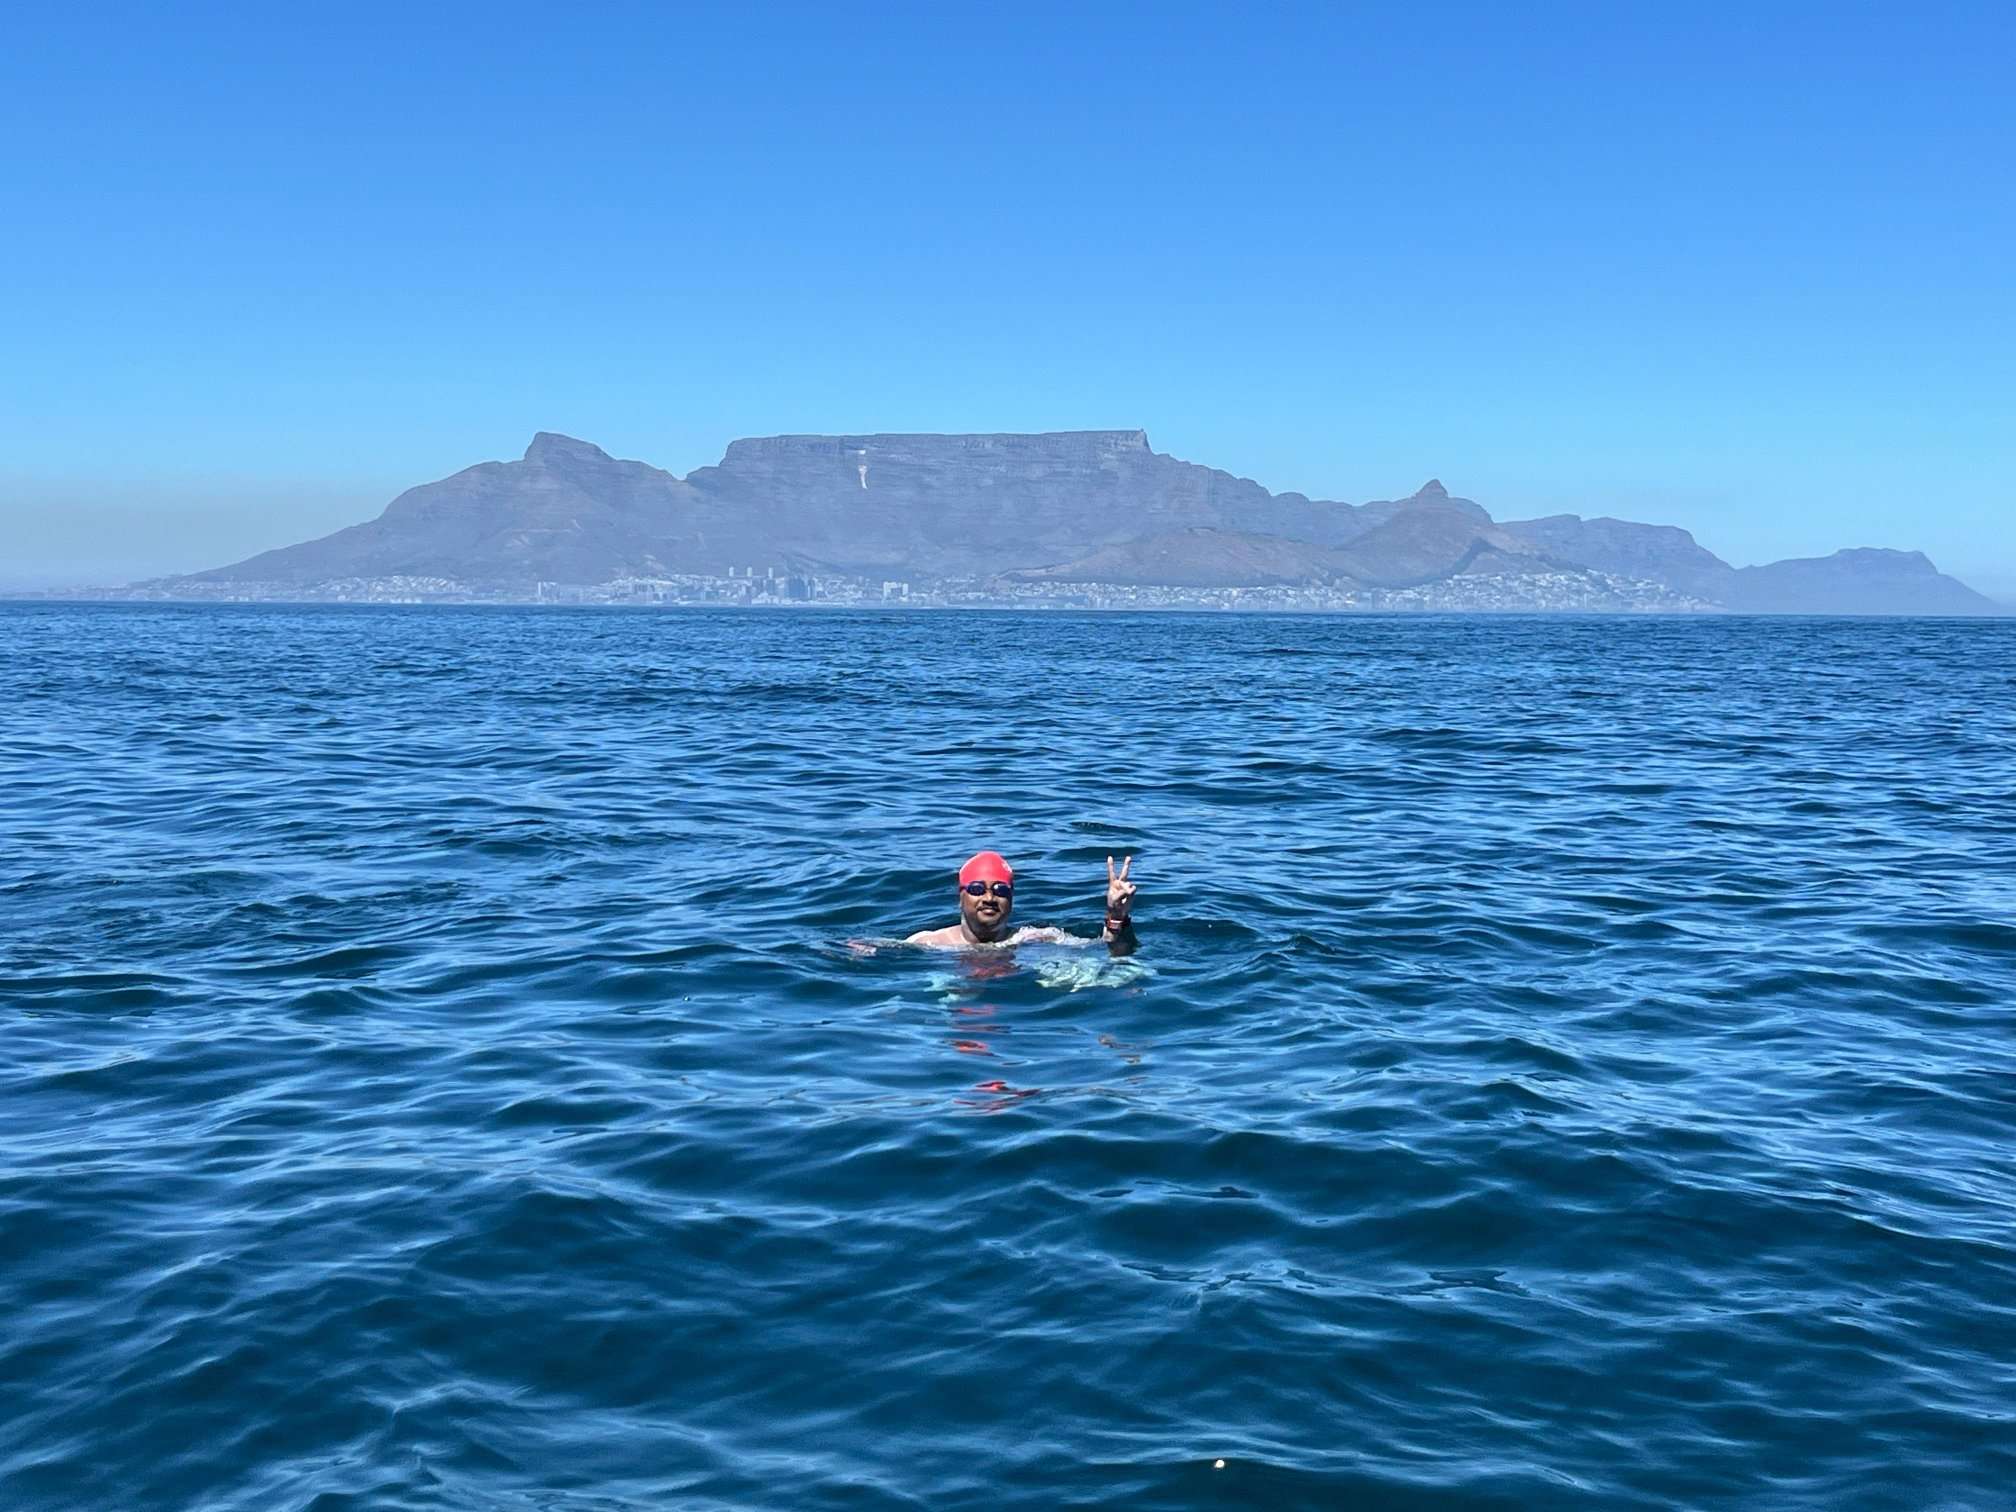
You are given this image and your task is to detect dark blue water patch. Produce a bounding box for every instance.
[3,603,2016,1511]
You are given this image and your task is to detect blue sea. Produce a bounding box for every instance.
[4,602,2014,1511]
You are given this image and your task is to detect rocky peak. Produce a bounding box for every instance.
[1411,479,1450,502]
[524,432,614,466]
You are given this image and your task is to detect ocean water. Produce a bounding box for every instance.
[4,602,2015,1512]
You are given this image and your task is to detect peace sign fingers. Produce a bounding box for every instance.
[1106,854,1136,916]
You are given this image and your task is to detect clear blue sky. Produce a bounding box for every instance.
[3,1,2011,594]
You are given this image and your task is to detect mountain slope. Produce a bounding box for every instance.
[1003,500,1580,591]
[1498,515,1736,600]
[187,434,721,586]
[1331,503,1554,588]
[1003,528,1352,587]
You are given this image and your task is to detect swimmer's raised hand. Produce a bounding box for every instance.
[1105,855,1136,929]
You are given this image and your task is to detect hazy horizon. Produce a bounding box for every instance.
[4,5,2011,597]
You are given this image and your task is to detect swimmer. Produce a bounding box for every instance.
[904,851,1138,953]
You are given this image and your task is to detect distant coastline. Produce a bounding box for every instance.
[13,590,2010,620]
[53,429,2014,617]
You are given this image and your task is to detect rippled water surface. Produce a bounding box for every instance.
[5,603,2016,1511]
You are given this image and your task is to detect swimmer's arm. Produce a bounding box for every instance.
[1006,867,1140,952]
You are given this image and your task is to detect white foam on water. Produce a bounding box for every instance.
[1029,951,1153,993]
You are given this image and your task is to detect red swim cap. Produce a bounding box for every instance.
[958,851,1014,887]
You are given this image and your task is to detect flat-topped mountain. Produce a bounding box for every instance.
[165,430,2001,613]
[185,432,1483,586]
[1723,548,1995,615]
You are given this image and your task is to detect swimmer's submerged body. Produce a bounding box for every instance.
[903,851,1138,955]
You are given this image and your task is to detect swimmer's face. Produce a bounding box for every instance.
[960,878,1013,937]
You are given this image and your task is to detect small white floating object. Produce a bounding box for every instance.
[1213,1459,1226,1470]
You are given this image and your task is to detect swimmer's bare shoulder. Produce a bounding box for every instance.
[903,925,970,948]
[900,925,1092,949]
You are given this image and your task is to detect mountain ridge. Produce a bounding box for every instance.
[163,430,2002,614]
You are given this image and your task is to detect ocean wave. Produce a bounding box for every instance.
[2,604,2014,1510]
